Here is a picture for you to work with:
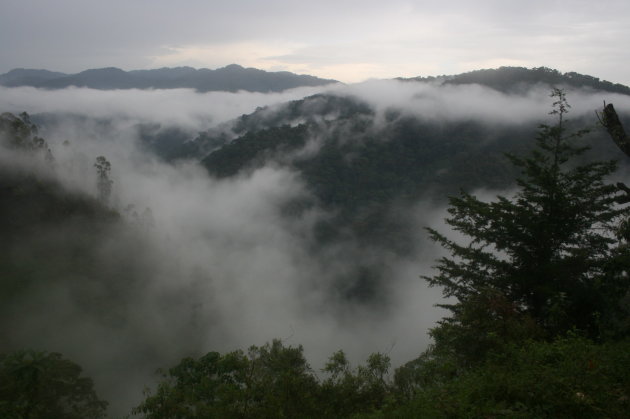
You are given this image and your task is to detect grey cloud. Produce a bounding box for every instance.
[0,85,331,130]
[1,87,443,414]
[331,79,630,125]
[2,79,629,415]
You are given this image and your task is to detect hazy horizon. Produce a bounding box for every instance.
[2,1,630,85]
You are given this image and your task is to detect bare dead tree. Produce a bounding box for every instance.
[597,103,630,203]
[598,103,630,156]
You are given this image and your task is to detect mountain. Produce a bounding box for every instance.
[166,68,630,278]
[193,95,534,260]
[3,68,630,415]
[0,68,67,87]
[0,64,338,92]
[9,66,630,300]
[401,66,630,95]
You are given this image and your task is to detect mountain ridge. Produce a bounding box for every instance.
[0,64,339,92]
[400,66,630,95]
[4,65,630,96]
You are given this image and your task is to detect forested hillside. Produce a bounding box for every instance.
[162,68,630,298]
[132,89,630,418]
[2,68,630,417]
[402,66,630,95]
[0,112,208,417]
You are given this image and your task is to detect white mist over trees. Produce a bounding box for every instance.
[1,71,630,416]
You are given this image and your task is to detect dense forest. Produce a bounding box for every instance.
[173,69,630,299]
[2,68,630,417]
[133,90,630,418]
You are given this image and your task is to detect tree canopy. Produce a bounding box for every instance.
[424,89,630,365]
[0,350,107,419]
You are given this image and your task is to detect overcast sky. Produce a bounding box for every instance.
[2,0,630,84]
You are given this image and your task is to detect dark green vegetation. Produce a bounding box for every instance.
[132,340,392,419]
[0,65,338,92]
[426,90,629,350]
[179,68,630,298]
[389,336,630,418]
[0,350,108,419]
[196,95,538,263]
[0,112,204,417]
[125,89,630,418]
[2,71,630,417]
[0,112,145,329]
[127,335,630,418]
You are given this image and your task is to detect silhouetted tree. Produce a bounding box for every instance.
[94,156,113,205]
[424,89,629,364]
[0,350,107,419]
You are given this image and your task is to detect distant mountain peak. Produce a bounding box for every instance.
[0,68,68,87]
[0,65,338,92]
[78,67,125,74]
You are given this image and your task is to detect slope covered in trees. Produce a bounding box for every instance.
[402,66,630,95]
[3,71,630,417]
[131,68,624,304]
[111,91,630,417]
[0,112,133,328]
[130,90,630,418]
[0,112,207,417]
[0,350,108,419]
[174,77,630,300]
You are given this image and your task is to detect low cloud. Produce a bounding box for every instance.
[336,79,630,124]
[3,79,627,415]
[0,84,334,130]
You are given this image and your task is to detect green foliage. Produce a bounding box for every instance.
[0,350,107,419]
[132,350,250,418]
[203,124,309,178]
[0,112,54,161]
[195,90,627,302]
[3,89,630,418]
[134,335,630,418]
[0,113,160,363]
[385,336,630,418]
[133,342,395,419]
[201,95,534,249]
[320,350,392,417]
[424,90,629,365]
[246,340,320,418]
[133,339,320,418]
[367,89,630,417]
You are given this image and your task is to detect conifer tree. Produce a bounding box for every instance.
[424,89,628,359]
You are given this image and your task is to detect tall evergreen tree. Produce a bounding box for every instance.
[424,89,628,362]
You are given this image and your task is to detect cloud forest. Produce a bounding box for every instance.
[1,66,630,418]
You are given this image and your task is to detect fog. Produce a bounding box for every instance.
[338,79,630,125]
[0,84,337,130]
[2,80,626,416]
